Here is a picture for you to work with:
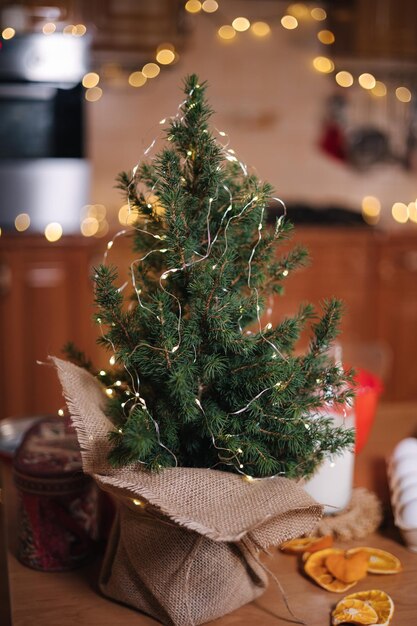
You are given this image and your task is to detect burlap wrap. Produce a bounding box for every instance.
[53,357,323,626]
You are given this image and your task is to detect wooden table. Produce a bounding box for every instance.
[2,403,417,625]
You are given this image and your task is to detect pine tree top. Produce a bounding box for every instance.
[85,74,354,479]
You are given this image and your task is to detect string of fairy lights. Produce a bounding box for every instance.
[90,85,319,479]
[2,0,417,242]
[29,14,346,478]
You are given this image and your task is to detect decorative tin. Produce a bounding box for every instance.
[13,417,98,571]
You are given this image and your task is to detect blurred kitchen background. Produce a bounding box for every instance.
[0,0,417,421]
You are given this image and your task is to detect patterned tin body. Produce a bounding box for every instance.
[13,417,98,571]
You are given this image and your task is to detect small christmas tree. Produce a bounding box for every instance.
[90,75,354,479]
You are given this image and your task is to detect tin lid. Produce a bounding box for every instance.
[13,417,83,478]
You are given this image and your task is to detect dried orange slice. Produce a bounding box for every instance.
[332,598,378,625]
[280,535,333,554]
[304,548,358,593]
[342,590,394,626]
[326,550,369,583]
[346,548,402,574]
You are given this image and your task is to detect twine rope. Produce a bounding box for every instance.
[242,537,309,626]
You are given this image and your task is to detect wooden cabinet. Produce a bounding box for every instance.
[1,228,416,420]
[375,233,417,400]
[329,0,417,62]
[0,236,99,420]
[268,229,378,346]
[269,228,417,401]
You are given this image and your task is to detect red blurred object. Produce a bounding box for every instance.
[354,369,383,454]
[319,121,347,162]
[13,417,98,571]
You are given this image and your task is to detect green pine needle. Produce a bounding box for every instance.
[89,74,354,478]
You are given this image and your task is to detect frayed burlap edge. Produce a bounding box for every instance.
[51,356,323,546]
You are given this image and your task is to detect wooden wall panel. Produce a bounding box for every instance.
[0,236,99,420]
[1,228,417,420]
[375,233,417,400]
[267,228,379,348]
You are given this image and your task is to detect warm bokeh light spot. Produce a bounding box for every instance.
[218,25,236,40]
[232,17,250,32]
[63,24,76,35]
[318,29,335,44]
[45,222,63,242]
[392,202,409,224]
[281,15,298,29]
[156,49,175,65]
[15,213,30,232]
[81,217,99,237]
[408,202,417,224]
[74,24,87,36]
[335,71,353,87]
[251,21,271,37]
[371,81,387,97]
[396,87,412,103]
[118,204,137,226]
[202,0,218,12]
[313,56,334,73]
[185,0,202,13]
[362,196,381,217]
[142,63,160,78]
[362,196,381,224]
[128,71,147,87]
[358,73,376,90]
[85,87,103,102]
[82,72,100,88]
[311,7,327,21]
[2,27,15,39]
[42,22,56,35]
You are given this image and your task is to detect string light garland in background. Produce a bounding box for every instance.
[186,1,417,227]
[184,1,414,109]
[1,23,87,39]
[1,2,412,113]
[4,1,416,235]
[80,45,179,101]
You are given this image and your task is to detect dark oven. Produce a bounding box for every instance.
[0,33,90,234]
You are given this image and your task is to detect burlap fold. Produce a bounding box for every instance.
[53,357,323,626]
